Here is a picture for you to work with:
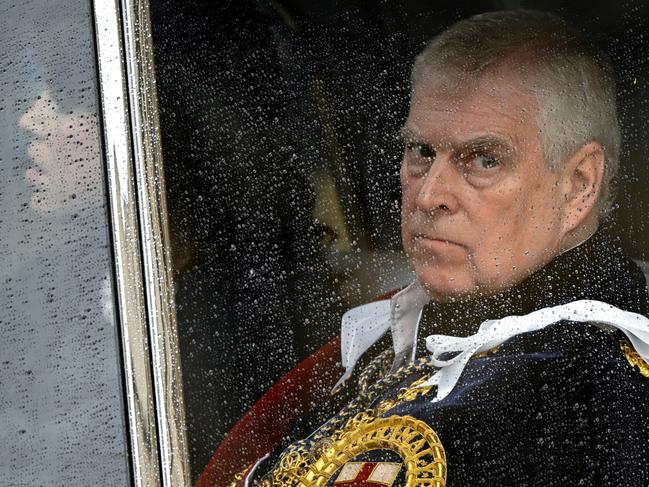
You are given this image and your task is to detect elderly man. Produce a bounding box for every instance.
[213,10,649,487]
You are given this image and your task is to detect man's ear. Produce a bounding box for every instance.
[559,141,605,234]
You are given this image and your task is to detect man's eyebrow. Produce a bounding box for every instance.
[397,126,421,142]
[458,135,514,153]
[397,128,514,154]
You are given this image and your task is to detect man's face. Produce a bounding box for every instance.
[400,69,568,301]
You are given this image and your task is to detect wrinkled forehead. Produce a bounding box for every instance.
[406,66,541,144]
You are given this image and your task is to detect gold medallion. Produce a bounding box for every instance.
[298,415,446,487]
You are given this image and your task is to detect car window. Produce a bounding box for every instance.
[148,1,649,481]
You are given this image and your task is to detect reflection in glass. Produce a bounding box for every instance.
[20,89,100,216]
[0,1,129,485]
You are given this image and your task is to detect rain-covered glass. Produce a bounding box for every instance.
[149,1,649,482]
[0,1,130,485]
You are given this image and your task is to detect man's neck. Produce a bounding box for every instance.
[417,226,646,349]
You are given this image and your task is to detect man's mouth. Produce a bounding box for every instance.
[414,233,462,244]
[413,233,466,251]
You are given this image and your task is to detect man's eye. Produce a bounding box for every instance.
[470,154,499,170]
[407,143,436,160]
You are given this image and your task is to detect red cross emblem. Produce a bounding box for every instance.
[334,462,401,487]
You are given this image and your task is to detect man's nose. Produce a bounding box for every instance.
[415,156,460,214]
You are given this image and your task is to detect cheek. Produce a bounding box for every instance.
[400,175,418,215]
[477,185,562,266]
[468,188,529,258]
[401,182,414,217]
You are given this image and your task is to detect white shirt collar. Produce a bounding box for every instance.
[333,280,428,392]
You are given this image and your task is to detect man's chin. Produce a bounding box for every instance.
[415,269,477,303]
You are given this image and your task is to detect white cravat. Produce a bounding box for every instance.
[421,299,649,401]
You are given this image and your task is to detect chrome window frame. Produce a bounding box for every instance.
[93,1,190,486]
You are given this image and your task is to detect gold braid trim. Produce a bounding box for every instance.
[621,339,649,378]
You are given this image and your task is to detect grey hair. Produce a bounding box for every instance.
[411,10,620,216]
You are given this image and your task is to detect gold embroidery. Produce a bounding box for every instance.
[271,358,442,486]
[302,415,446,487]
[228,464,252,487]
[375,399,398,415]
[374,375,434,416]
[396,375,433,402]
[272,449,312,485]
[621,339,649,378]
[271,414,446,486]
[474,345,501,359]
